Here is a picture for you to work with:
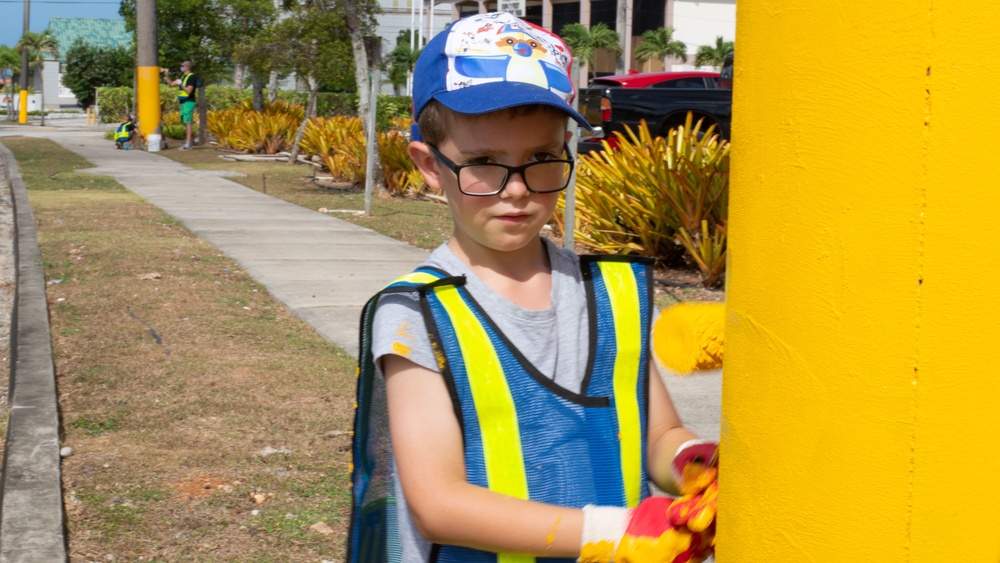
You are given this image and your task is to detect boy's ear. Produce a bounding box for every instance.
[408,141,443,191]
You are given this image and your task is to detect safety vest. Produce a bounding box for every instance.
[177,72,197,103]
[114,122,133,141]
[348,256,654,563]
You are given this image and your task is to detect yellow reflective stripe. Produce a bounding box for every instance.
[433,284,532,563]
[386,271,440,288]
[599,261,644,508]
[433,285,528,500]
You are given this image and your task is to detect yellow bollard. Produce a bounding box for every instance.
[722,0,1000,560]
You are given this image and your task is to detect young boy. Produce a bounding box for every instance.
[114,114,135,150]
[350,12,717,562]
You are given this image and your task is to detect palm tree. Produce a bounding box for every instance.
[388,29,420,96]
[560,22,621,87]
[15,30,59,126]
[634,27,687,71]
[694,36,734,70]
[0,45,21,121]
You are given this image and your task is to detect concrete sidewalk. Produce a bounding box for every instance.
[47,134,431,356]
[0,119,721,560]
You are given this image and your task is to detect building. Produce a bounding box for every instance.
[374,0,735,92]
[43,18,130,108]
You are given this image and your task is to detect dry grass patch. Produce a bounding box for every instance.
[4,137,356,562]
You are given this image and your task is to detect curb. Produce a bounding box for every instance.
[0,143,68,562]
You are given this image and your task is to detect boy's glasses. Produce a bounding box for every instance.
[427,143,575,197]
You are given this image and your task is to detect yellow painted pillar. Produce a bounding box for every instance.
[722,1,1000,560]
[136,66,161,139]
[18,89,28,124]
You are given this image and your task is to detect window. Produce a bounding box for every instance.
[653,77,708,88]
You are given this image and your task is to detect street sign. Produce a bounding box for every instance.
[499,0,525,17]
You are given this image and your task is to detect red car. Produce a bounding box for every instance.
[576,70,728,154]
[587,70,721,90]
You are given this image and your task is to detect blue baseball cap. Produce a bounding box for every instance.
[411,12,591,140]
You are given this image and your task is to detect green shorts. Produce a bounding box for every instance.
[180,101,196,124]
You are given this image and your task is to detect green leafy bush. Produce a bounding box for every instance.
[62,39,133,109]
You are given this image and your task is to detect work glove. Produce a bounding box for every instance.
[579,441,719,562]
[579,484,717,562]
[672,440,718,496]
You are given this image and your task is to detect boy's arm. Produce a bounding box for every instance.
[384,354,585,557]
[646,358,702,494]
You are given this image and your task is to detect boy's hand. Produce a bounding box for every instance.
[672,440,718,496]
[579,495,715,563]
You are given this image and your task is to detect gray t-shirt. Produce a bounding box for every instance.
[372,238,591,393]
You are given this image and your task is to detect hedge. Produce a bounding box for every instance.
[96,85,412,128]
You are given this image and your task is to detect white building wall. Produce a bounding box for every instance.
[377,0,453,95]
[41,60,63,109]
[670,0,736,70]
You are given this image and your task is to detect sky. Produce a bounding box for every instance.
[0,0,123,48]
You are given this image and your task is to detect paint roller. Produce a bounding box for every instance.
[652,302,725,375]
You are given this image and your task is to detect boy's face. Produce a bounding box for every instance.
[412,108,571,256]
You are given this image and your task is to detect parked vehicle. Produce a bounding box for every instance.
[587,70,721,89]
[576,69,732,154]
[718,52,735,89]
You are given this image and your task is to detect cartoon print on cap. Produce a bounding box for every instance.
[446,13,574,98]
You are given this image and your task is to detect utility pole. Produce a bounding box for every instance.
[18,0,29,124]
[135,0,161,143]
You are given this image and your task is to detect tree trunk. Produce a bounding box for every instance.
[234,64,245,89]
[39,77,45,127]
[252,74,265,111]
[342,5,386,196]
[268,71,278,103]
[615,0,626,74]
[198,84,207,145]
[4,80,14,121]
[287,75,318,164]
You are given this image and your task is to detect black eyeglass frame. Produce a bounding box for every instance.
[426,143,575,197]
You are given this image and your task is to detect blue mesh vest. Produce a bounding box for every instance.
[349,255,653,563]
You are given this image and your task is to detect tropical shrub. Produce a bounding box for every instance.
[160,111,195,139]
[378,117,428,196]
[557,115,729,287]
[297,115,428,195]
[208,101,303,154]
[299,116,367,183]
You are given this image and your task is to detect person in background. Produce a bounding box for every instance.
[161,61,199,150]
[113,113,135,150]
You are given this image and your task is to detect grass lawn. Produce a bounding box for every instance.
[3,137,359,562]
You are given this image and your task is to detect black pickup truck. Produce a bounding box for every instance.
[576,68,733,154]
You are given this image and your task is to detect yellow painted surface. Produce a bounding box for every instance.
[136,66,161,138]
[721,0,1000,560]
[18,90,27,124]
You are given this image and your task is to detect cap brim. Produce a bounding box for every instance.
[433,82,592,131]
